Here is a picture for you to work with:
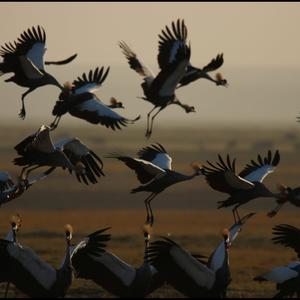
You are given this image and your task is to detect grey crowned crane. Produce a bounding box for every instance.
[0,167,55,207]
[119,21,192,138]
[109,143,203,226]
[0,224,74,298]
[13,124,104,185]
[147,212,255,298]
[254,224,300,298]
[50,67,140,130]
[158,19,228,88]
[71,225,165,298]
[202,150,281,222]
[267,184,300,218]
[0,25,77,119]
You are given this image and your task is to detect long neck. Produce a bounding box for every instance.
[143,238,150,265]
[60,240,71,271]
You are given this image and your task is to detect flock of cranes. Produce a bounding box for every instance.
[0,18,299,298]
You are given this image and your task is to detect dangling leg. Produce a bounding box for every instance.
[25,166,42,179]
[144,193,155,224]
[19,88,35,120]
[146,107,164,139]
[49,116,61,130]
[235,205,241,223]
[20,166,30,180]
[146,107,158,138]
[147,194,158,226]
[232,207,237,224]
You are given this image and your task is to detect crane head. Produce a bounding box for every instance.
[221,228,231,250]
[190,162,204,176]
[10,213,22,232]
[64,224,73,241]
[215,73,228,87]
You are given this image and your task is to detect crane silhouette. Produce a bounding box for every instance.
[0,25,77,119]
[202,150,281,222]
[157,19,228,88]
[13,125,104,185]
[119,19,192,138]
[109,143,203,226]
[147,213,254,298]
[0,224,74,297]
[50,67,140,130]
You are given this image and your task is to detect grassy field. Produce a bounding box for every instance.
[0,126,300,297]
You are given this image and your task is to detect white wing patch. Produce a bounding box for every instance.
[134,158,166,177]
[158,59,188,97]
[74,82,100,95]
[19,56,44,80]
[26,42,46,70]
[259,266,299,284]
[96,252,136,287]
[243,165,276,183]
[77,97,124,120]
[151,153,172,170]
[8,243,57,290]
[170,246,215,289]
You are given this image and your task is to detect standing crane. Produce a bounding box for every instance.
[109,143,203,226]
[201,150,281,222]
[157,19,228,88]
[50,67,140,130]
[71,225,165,297]
[0,224,74,297]
[147,212,255,298]
[254,224,300,298]
[119,19,192,138]
[0,25,77,119]
[13,124,104,185]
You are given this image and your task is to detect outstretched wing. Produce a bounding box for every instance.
[202,54,224,73]
[137,143,172,170]
[55,138,104,185]
[239,150,280,183]
[151,42,191,99]
[71,228,137,288]
[72,67,110,95]
[119,41,155,79]
[157,19,188,70]
[272,224,300,259]
[148,237,215,293]
[69,94,140,130]
[203,154,254,194]
[71,227,111,265]
[109,155,166,184]
[14,125,55,155]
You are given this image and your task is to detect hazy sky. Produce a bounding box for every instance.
[0,2,300,128]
